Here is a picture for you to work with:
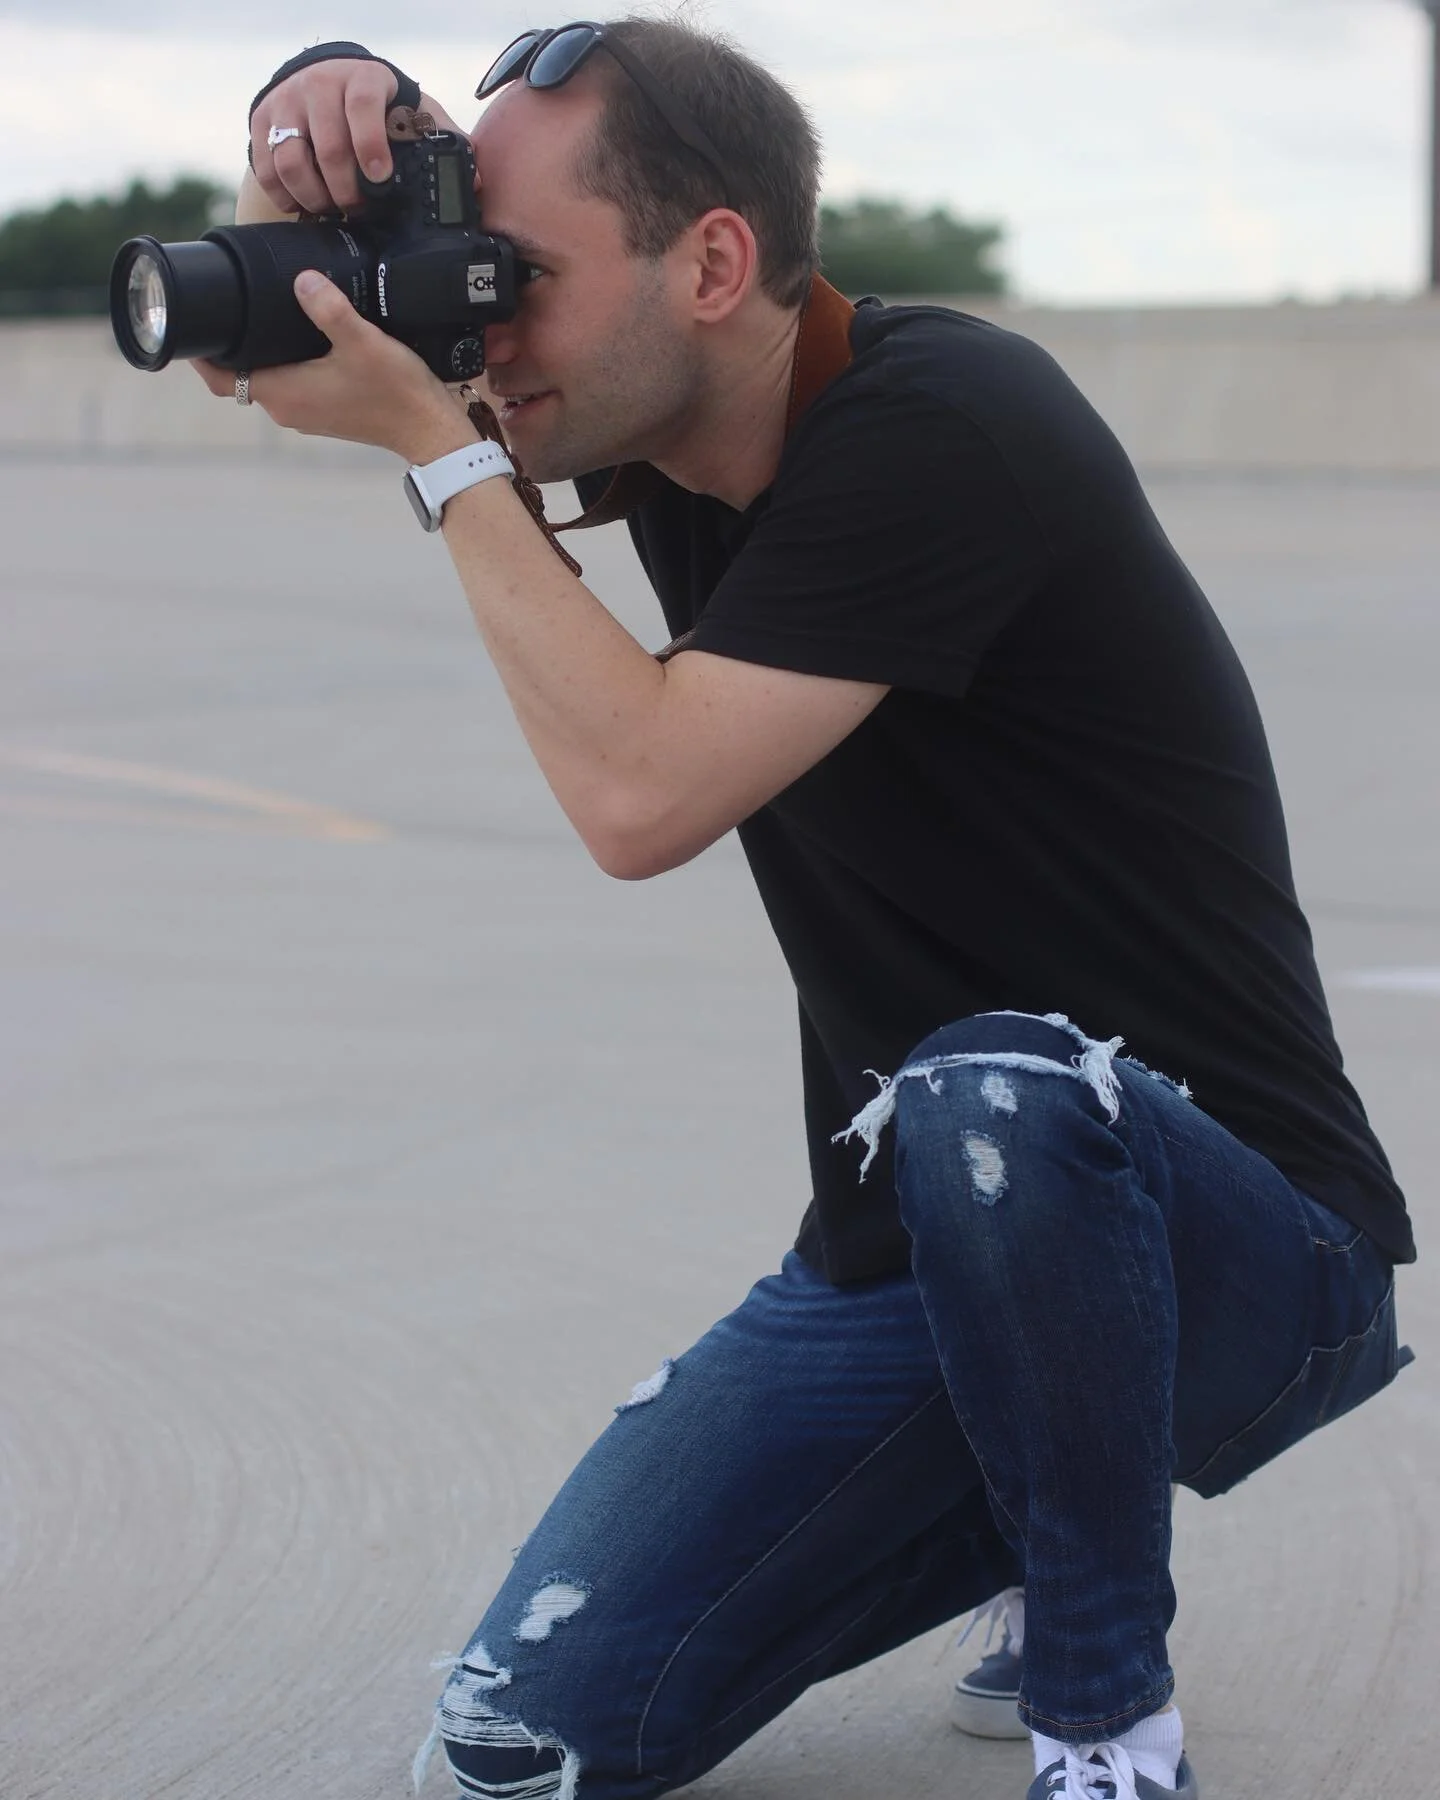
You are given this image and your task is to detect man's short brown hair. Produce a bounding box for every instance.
[573,15,821,310]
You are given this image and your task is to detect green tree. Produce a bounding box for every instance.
[819,198,1006,299]
[0,176,233,317]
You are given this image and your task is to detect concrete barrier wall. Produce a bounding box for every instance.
[962,297,1440,477]
[5,298,1440,474]
[0,318,375,465]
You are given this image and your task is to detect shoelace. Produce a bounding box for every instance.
[955,1586,1026,1657]
[1046,1744,1140,1800]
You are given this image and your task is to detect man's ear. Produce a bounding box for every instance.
[689,209,759,324]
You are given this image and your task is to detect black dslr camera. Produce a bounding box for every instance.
[109,132,524,382]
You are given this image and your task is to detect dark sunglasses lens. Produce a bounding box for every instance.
[527,23,598,88]
[477,31,543,98]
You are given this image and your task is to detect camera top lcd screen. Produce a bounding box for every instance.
[437,156,465,227]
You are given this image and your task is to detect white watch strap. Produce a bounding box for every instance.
[405,439,514,531]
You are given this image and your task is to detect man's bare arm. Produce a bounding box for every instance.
[433,472,889,881]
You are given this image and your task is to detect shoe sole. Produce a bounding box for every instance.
[952,1684,1028,1740]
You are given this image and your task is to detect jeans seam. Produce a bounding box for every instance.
[1152,1128,1275,1201]
[1153,1131,1365,1256]
[1022,1676,1175,1735]
[696,1587,894,1746]
[632,1385,951,1776]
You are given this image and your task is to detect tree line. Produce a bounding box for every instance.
[0,179,234,316]
[0,177,1006,317]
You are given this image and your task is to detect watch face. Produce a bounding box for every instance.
[403,468,442,532]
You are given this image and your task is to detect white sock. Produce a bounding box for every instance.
[1031,1704,1183,1791]
[1113,1704,1183,1788]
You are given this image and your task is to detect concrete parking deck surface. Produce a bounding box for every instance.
[2,455,1436,1799]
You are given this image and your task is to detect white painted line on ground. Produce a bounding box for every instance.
[0,748,387,842]
[1339,967,1440,996]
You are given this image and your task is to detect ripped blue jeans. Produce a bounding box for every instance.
[421,1011,1408,1796]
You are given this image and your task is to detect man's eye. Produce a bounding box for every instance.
[522,263,547,282]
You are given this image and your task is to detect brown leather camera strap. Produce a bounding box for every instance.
[460,386,586,577]
[463,272,856,579]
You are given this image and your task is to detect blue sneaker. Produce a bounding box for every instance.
[952,1587,1027,1739]
[1027,1747,1199,1800]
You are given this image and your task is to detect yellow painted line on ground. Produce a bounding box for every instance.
[0,793,355,837]
[0,749,388,842]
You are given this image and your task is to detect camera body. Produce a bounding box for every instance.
[111,132,526,381]
[344,129,521,381]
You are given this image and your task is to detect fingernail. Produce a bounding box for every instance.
[367,157,389,180]
[295,270,325,296]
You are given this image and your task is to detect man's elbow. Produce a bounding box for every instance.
[585,793,718,882]
[593,843,671,882]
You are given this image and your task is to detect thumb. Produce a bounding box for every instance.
[293,269,356,337]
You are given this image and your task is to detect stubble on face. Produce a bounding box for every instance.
[511,258,707,485]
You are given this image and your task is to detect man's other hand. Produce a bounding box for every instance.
[249,60,464,218]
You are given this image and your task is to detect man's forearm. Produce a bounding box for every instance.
[436,470,672,875]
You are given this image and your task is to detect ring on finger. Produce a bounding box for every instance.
[235,370,252,406]
[267,125,307,148]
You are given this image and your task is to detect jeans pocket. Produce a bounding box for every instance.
[1179,1276,1411,1499]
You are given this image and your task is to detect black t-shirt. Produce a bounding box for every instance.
[574,300,1414,1282]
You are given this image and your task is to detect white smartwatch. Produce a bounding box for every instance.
[403,439,515,532]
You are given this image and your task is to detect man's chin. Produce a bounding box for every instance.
[499,404,641,487]
[519,438,625,489]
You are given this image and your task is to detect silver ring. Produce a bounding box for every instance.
[267,125,306,149]
[235,370,252,407]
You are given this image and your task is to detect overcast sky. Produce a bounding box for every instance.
[2,0,1432,303]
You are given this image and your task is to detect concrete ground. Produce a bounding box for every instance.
[1,453,1435,1800]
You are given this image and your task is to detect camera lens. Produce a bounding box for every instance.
[110,223,374,374]
[110,235,245,371]
[126,252,167,357]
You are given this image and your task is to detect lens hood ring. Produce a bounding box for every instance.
[110,236,176,371]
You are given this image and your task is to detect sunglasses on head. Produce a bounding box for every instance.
[476,22,732,208]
